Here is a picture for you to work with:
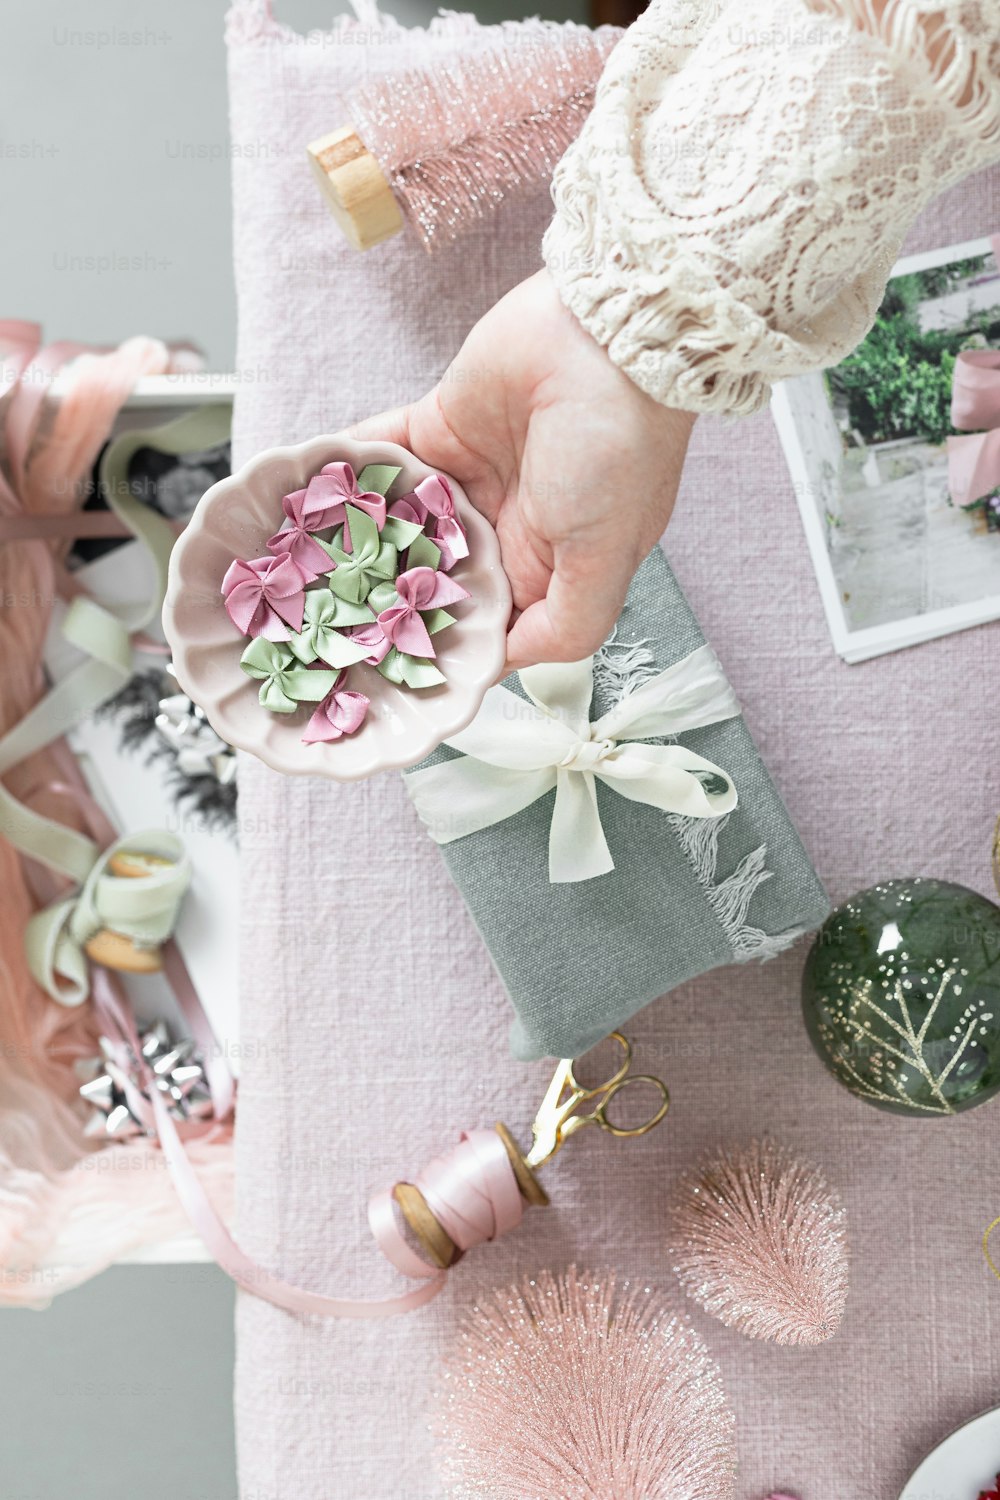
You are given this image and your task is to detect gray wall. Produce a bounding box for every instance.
[0,2,583,1498]
[3,0,585,370]
[0,1267,238,1500]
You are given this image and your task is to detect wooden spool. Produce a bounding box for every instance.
[82,849,172,975]
[306,127,403,252]
[393,1121,550,1269]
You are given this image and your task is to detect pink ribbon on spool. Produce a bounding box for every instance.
[369,1129,525,1281]
[946,234,1000,508]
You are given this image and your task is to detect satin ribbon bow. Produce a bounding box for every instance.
[302,671,371,744]
[389,474,469,571]
[319,506,398,605]
[239,638,339,713]
[288,460,387,535]
[378,647,446,689]
[346,619,392,664]
[25,832,192,1006]
[267,489,337,577]
[377,566,471,658]
[405,645,740,883]
[948,347,1000,507]
[221,553,308,640]
[287,588,375,668]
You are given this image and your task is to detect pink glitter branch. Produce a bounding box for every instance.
[667,1137,849,1347]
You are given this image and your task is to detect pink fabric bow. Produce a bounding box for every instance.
[948,347,1000,506]
[301,671,370,745]
[267,489,333,576]
[286,461,386,544]
[221,553,307,640]
[377,567,470,659]
[346,619,393,665]
[389,474,468,571]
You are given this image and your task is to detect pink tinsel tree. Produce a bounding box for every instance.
[433,1267,736,1499]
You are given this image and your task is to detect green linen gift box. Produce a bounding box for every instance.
[405,545,830,1060]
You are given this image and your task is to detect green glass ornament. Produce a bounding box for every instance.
[802,878,1000,1117]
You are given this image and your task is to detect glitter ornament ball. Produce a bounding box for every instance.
[802,878,1000,1117]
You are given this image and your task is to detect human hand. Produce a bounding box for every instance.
[349,268,695,668]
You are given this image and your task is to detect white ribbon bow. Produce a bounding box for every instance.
[405,644,741,883]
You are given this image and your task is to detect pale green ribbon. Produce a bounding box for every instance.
[378,648,446,689]
[287,589,373,668]
[25,832,192,1006]
[379,514,423,551]
[404,533,443,571]
[240,638,339,713]
[319,506,398,604]
[0,404,229,963]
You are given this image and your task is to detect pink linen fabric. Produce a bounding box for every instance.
[227,6,1000,1496]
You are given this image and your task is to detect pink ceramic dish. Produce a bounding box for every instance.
[162,436,511,780]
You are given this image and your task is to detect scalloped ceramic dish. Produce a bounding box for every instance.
[162,436,511,780]
[898,1405,1000,1500]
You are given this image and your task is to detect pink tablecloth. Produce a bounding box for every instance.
[227,7,1000,1496]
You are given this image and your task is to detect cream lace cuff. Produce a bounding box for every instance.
[542,0,1000,415]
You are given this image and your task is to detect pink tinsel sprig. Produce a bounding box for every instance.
[667,1137,848,1346]
[434,1267,736,1500]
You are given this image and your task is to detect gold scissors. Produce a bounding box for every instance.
[525,1031,669,1170]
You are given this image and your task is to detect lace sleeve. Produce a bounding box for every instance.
[542,0,1000,416]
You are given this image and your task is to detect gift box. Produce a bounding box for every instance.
[405,544,830,1059]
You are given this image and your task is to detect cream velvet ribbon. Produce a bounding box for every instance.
[405,644,741,882]
[25,832,192,1007]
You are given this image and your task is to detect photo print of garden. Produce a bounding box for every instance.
[772,234,1000,662]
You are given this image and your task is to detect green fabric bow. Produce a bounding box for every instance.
[378,648,446,689]
[240,638,339,713]
[404,533,442,570]
[25,832,191,1006]
[365,581,397,615]
[352,464,420,550]
[287,589,374,668]
[355,463,401,496]
[319,506,398,605]
[380,514,424,551]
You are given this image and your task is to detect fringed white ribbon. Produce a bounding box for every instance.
[405,645,741,883]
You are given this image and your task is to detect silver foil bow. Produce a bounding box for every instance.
[77,1021,214,1140]
[155,667,237,786]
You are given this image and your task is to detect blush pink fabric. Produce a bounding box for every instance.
[227,5,1000,1496]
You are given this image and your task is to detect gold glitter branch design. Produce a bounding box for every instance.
[832,964,989,1115]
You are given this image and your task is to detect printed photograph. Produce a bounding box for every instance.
[773,235,1000,661]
